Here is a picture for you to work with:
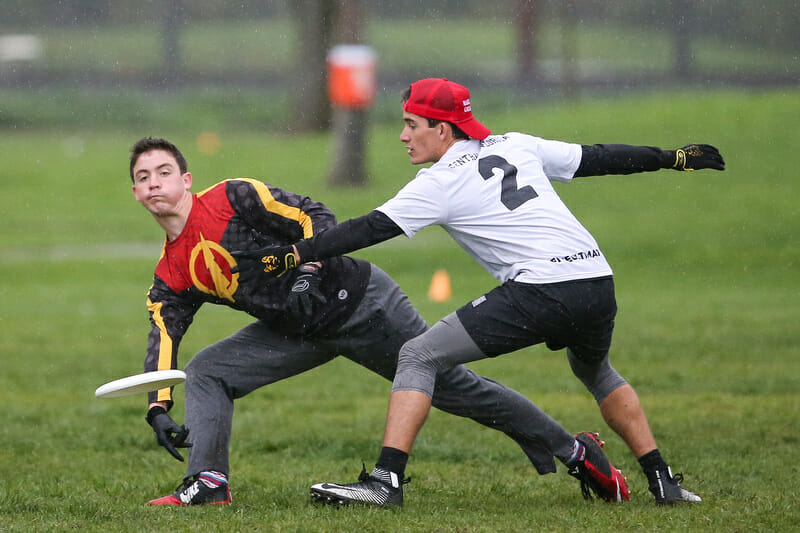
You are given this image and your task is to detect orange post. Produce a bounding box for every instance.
[327,44,377,110]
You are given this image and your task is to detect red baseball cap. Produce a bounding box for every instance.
[403,78,491,140]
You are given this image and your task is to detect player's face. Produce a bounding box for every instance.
[400,110,453,165]
[131,150,193,217]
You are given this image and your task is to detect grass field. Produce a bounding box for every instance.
[1,89,798,531]
[4,14,798,132]
[21,17,798,77]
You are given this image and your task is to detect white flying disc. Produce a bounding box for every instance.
[95,370,186,399]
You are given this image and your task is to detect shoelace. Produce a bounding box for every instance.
[581,480,592,500]
[579,477,592,500]
[569,463,607,501]
[175,476,196,493]
[571,465,593,500]
[357,463,370,483]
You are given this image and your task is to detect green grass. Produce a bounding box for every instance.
[21,17,800,77]
[1,89,798,531]
[3,15,798,133]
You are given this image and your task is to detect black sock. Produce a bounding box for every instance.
[376,446,408,477]
[638,449,668,477]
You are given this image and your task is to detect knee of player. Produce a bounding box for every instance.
[568,350,627,403]
[183,352,216,384]
[183,358,196,378]
[398,335,442,373]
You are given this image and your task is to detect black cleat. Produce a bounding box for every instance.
[148,474,231,506]
[649,467,702,504]
[310,464,408,507]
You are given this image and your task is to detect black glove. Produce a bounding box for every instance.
[231,244,297,280]
[146,406,192,462]
[672,144,725,171]
[287,263,327,319]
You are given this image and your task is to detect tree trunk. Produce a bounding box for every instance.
[515,0,539,84]
[327,0,371,187]
[672,0,692,78]
[559,0,578,101]
[289,0,335,132]
[333,0,365,44]
[327,108,369,187]
[162,0,185,88]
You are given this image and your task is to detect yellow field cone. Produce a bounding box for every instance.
[197,132,221,155]
[428,269,452,302]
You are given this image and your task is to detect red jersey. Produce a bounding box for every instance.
[144,179,369,405]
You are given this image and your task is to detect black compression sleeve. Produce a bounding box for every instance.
[294,210,403,262]
[575,144,676,177]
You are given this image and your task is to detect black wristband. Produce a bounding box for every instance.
[294,239,314,263]
[662,150,678,168]
[146,405,167,424]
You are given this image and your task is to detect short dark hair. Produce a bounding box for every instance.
[129,137,188,182]
[401,87,469,140]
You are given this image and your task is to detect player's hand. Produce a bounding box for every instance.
[231,244,298,280]
[146,406,192,462]
[672,144,725,171]
[287,264,327,319]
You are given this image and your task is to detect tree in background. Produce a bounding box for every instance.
[515,0,540,84]
[163,1,185,79]
[325,0,372,187]
[289,0,336,132]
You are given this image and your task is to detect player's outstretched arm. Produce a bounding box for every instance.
[575,143,725,177]
[295,210,403,262]
[231,210,403,281]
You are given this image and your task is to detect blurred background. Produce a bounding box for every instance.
[1,4,798,528]
[2,0,798,136]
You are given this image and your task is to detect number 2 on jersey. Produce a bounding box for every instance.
[478,155,538,210]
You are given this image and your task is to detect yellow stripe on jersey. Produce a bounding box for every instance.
[233,178,315,238]
[147,297,174,402]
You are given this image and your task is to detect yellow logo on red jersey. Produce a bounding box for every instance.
[189,234,239,302]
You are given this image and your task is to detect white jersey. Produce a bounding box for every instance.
[377,132,613,284]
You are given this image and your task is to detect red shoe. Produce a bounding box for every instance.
[148,475,231,506]
[568,432,630,502]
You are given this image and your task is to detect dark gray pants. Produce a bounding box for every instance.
[183,265,572,477]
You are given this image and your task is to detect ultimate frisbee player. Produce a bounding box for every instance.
[233,78,725,506]
[129,137,625,506]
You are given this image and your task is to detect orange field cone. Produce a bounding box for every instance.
[197,132,221,155]
[428,269,452,302]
